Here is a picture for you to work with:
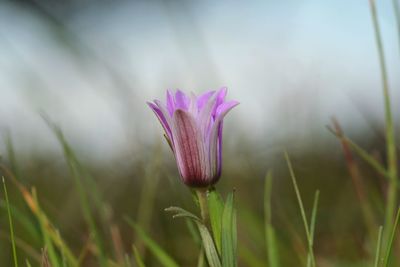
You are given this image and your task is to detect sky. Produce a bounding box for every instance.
[0,0,399,160]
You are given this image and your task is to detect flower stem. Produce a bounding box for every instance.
[196,189,209,226]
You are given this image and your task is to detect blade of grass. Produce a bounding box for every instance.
[133,245,146,267]
[309,190,320,243]
[166,174,201,246]
[0,164,78,266]
[135,146,162,255]
[307,190,320,267]
[208,188,224,255]
[44,117,107,266]
[0,201,41,244]
[284,152,316,267]
[2,177,18,267]
[125,254,133,267]
[393,0,400,52]
[5,133,22,181]
[327,126,388,178]
[56,230,67,267]
[0,231,41,263]
[368,0,398,243]
[125,218,179,267]
[221,192,237,267]
[24,186,77,266]
[374,226,383,267]
[197,222,222,267]
[32,188,60,267]
[196,249,205,267]
[383,207,400,266]
[331,118,377,239]
[264,171,279,267]
[165,206,222,267]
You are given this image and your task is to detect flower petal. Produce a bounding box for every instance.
[213,87,228,117]
[166,90,175,116]
[154,99,175,141]
[215,100,240,118]
[197,90,215,110]
[171,109,206,186]
[147,101,172,140]
[208,100,239,177]
[175,90,190,110]
[197,92,218,139]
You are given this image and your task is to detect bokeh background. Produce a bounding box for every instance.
[1,0,400,266]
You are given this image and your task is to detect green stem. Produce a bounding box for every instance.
[196,189,209,227]
[369,0,398,243]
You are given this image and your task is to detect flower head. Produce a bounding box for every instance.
[147,87,239,187]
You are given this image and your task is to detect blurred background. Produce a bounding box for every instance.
[1,0,400,266]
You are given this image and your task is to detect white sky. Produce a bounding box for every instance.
[0,0,399,160]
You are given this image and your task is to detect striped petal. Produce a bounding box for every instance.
[171,109,208,187]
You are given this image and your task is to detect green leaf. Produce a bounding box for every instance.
[196,222,222,267]
[221,192,237,267]
[164,206,201,222]
[165,206,221,267]
[125,218,179,267]
[208,189,224,254]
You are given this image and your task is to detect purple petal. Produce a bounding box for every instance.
[188,92,198,115]
[171,109,206,186]
[147,101,172,140]
[197,92,218,138]
[208,100,239,176]
[175,90,190,110]
[197,90,215,110]
[166,90,175,116]
[215,100,240,118]
[217,121,223,177]
[212,87,228,117]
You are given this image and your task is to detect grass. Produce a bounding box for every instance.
[3,177,18,267]
[0,1,400,266]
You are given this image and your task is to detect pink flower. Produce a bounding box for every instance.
[148,88,239,187]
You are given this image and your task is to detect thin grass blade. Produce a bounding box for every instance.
[383,207,400,267]
[125,218,179,267]
[133,245,146,267]
[368,0,399,242]
[221,192,237,267]
[374,226,383,267]
[207,189,224,254]
[284,152,316,267]
[264,171,279,267]
[196,222,222,267]
[3,177,18,267]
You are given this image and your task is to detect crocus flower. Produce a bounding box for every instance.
[147,88,239,187]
